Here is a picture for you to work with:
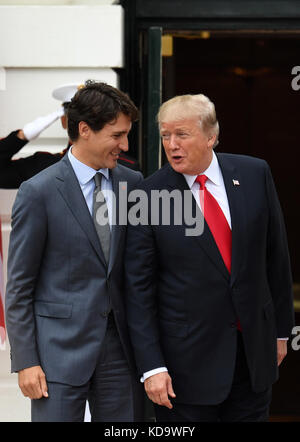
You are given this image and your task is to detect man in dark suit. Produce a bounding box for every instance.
[5,81,144,422]
[125,93,295,422]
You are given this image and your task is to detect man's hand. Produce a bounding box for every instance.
[18,365,48,399]
[277,340,288,366]
[144,372,176,409]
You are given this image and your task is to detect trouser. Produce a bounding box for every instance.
[155,332,272,422]
[31,312,144,422]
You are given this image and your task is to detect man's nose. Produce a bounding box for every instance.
[119,136,129,151]
[169,134,179,149]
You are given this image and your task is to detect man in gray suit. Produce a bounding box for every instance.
[5,81,144,422]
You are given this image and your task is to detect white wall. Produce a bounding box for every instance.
[0,68,118,142]
[0,4,123,138]
[0,4,124,408]
[0,5,124,67]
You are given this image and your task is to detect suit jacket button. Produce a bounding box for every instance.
[101,311,109,318]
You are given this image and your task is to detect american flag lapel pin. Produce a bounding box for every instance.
[232,179,240,186]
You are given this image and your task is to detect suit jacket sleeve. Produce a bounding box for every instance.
[265,163,294,337]
[0,131,28,188]
[0,131,64,189]
[0,131,28,159]
[5,180,47,372]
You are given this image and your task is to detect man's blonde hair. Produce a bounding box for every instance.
[157,94,219,147]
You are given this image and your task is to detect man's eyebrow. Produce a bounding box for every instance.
[112,130,128,135]
[161,127,190,132]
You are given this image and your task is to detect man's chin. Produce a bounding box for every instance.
[105,158,118,169]
[169,161,187,174]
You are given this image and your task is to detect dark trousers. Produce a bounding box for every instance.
[31,313,144,422]
[155,332,272,422]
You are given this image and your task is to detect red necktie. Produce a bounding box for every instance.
[195,175,241,331]
[195,174,232,273]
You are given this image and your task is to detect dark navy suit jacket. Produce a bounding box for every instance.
[125,153,294,405]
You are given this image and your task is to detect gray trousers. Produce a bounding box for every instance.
[31,313,144,422]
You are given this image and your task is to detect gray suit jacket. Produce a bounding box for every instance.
[5,154,143,386]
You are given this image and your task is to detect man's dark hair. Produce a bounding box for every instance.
[67,80,139,141]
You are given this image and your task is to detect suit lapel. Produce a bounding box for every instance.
[54,155,107,266]
[165,165,229,281]
[216,153,247,286]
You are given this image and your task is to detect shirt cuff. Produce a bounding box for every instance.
[140,367,168,383]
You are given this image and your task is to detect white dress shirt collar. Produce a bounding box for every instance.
[183,151,222,189]
[68,146,110,185]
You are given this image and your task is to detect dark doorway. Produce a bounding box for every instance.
[162,31,300,418]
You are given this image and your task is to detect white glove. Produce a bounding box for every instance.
[22,107,65,141]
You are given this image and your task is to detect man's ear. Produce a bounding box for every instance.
[78,121,90,139]
[60,115,68,130]
[208,134,217,149]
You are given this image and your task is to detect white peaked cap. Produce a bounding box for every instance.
[52,83,85,103]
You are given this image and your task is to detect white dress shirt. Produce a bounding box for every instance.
[183,151,231,227]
